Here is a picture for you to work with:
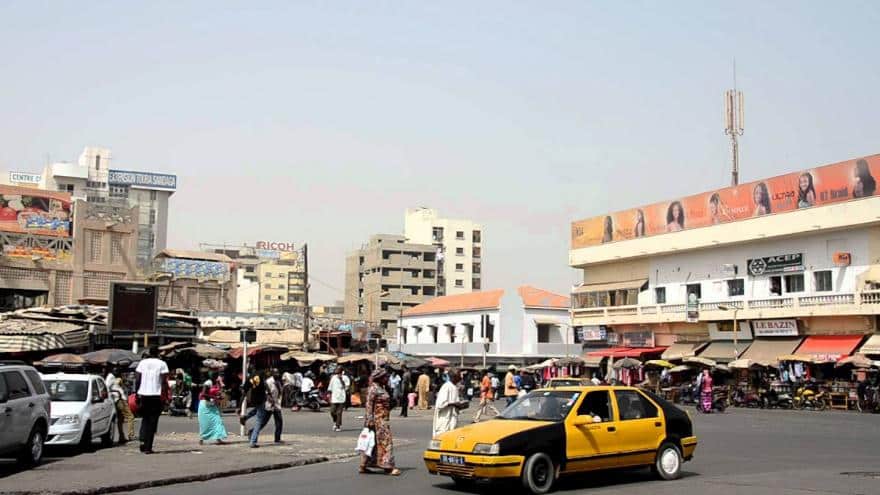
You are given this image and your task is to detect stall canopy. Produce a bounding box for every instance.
[794,335,864,362]
[661,342,707,361]
[582,355,605,368]
[697,341,747,363]
[612,347,667,358]
[858,334,880,355]
[0,320,88,353]
[739,337,804,367]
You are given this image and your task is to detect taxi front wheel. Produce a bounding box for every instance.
[653,442,683,481]
[521,452,555,494]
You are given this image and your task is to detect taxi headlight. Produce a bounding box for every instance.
[472,443,500,455]
[428,439,442,450]
[55,414,80,425]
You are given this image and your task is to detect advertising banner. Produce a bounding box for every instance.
[0,185,71,237]
[747,253,804,276]
[579,326,607,341]
[751,319,799,337]
[572,154,880,249]
[108,169,177,190]
[159,258,230,281]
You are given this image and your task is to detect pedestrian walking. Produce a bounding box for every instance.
[490,373,500,399]
[198,376,227,444]
[263,369,284,444]
[400,369,411,417]
[104,368,134,443]
[504,365,519,406]
[359,369,400,476]
[416,370,431,410]
[700,369,714,413]
[433,370,464,436]
[341,368,352,410]
[329,367,346,431]
[242,371,269,448]
[135,346,169,454]
[473,371,500,422]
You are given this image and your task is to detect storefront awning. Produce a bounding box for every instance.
[661,342,707,361]
[573,279,648,294]
[859,334,880,355]
[582,355,605,368]
[533,317,565,325]
[739,337,804,367]
[612,346,667,358]
[586,347,632,358]
[697,341,747,363]
[795,335,865,362]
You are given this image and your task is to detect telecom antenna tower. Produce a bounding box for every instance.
[724,63,744,186]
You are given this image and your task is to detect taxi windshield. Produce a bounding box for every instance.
[499,391,580,422]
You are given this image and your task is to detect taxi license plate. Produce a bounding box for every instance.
[440,454,465,465]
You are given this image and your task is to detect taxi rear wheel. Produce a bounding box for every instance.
[521,452,555,494]
[653,442,683,480]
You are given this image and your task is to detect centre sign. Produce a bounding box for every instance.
[747,253,804,276]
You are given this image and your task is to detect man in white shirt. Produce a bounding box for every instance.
[135,346,169,454]
[301,372,315,394]
[341,370,352,409]
[328,367,346,432]
[433,370,463,436]
[263,369,284,444]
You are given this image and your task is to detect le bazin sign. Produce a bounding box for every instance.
[751,319,799,337]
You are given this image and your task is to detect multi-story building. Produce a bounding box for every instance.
[405,207,483,296]
[258,259,306,314]
[392,285,578,365]
[569,154,880,365]
[152,249,236,312]
[344,234,439,333]
[34,147,177,270]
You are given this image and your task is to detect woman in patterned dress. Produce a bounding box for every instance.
[359,369,401,476]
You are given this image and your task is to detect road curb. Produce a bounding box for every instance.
[6,453,359,495]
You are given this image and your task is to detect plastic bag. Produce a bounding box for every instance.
[355,427,375,456]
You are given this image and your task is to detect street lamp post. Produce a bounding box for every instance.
[718,304,740,359]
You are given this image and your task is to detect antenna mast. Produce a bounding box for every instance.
[724,60,745,186]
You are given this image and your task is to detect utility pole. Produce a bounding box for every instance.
[302,243,310,350]
[724,60,745,186]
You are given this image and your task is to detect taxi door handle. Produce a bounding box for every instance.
[587,425,601,431]
[606,426,616,432]
[654,422,662,427]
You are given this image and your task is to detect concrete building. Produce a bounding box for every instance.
[152,249,236,312]
[405,207,483,296]
[391,286,577,365]
[344,234,439,333]
[258,259,306,314]
[569,154,880,365]
[33,147,177,270]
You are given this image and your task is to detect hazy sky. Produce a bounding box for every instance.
[1,2,878,304]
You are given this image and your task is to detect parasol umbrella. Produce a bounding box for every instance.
[202,359,227,370]
[612,357,642,370]
[669,365,694,374]
[34,353,87,368]
[644,359,675,369]
[400,355,429,369]
[835,354,876,369]
[426,357,450,368]
[82,349,140,367]
[683,356,717,368]
[776,354,814,364]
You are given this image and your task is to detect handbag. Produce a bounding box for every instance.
[355,427,375,456]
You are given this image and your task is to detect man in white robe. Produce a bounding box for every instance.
[433,370,463,436]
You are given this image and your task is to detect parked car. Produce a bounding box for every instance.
[425,386,697,494]
[0,361,51,466]
[41,373,118,449]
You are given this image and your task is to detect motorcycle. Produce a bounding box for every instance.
[856,386,880,413]
[759,388,793,409]
[696,388,728,413]
[733,388,761,408]
[794,385,827,411]
[294,389,329,412]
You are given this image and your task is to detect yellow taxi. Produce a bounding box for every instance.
[424,386,697,494]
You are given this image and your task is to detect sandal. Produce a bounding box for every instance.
[388,468,401,476]
[358,467,368,474]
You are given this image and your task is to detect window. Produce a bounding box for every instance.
[686,283,701,301]
[149,209,157,225]
[655,287,666,304]
[2,371,32,400]
[456,231,465,240]
[89,231,103,263]
[432,227,444,242]
[455,263,464,271]
[472,263,481,274]
[473,279,481,290]
[110,233,124,263]
[278,284,285,289]
[23,370,46,395]
[424,286,436,296]
[150,190,158,201]
[95,155,101,170]
[58,184,74,193]
[784,274,804,293]
[473,246,482,258]
[265,272,272,278]
[537,324,551,343]
[615,390,658,421]
[455,247,464,256]
[278,295,284,300]
[577,391,613,422]
[727,279,745,297]
[455,279,464,288]
[814,271,833,292]
[473,230,481,243]
[769,276,782,296]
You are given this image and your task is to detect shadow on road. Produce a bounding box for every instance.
[428,468,700,494]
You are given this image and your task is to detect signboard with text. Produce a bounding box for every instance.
[0,185,71,237]
[108,169,177,190]
[747,253,804,276]
[8,172,42,185]
[579,326,607,342]
[751,319,799,337]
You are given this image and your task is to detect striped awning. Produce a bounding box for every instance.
[0,321,89,353]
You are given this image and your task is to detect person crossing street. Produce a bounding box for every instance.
[473,370,500,422]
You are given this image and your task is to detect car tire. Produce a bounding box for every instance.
[521,452,555,495]
[17,425,45,466]
[653,442,683,481]
[79,422,94,452]
[101,417,118,448]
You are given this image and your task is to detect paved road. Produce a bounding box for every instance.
[129,406,880,495]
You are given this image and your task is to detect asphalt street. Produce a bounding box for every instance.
[128,405,880,495]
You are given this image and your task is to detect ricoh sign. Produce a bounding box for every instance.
[256,241,296,252]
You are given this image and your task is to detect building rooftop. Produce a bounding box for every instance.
[402,285,569,317]
[158,249,233,263]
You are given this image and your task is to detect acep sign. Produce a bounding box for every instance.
[256,241,295,252]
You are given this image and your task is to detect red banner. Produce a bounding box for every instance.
[0,185,72,237]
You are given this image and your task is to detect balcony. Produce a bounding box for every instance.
[572,290,880,325]
[536,343,584,357]
[390,342,498,356]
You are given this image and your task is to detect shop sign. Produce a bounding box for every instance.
[751,319,799,337]
[579,326,607,341]
[833,252,851,266]
[686,292,699,323]
[9,172,41,185]
[622,330,654,347]
[747,253,803,276]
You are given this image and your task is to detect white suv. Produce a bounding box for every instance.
[41,373,118,449]
[0,361,51,466]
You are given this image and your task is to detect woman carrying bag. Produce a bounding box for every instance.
[358,369,400,476]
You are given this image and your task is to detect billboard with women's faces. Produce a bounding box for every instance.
[0,185,72,237]
[571,154,880,249]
